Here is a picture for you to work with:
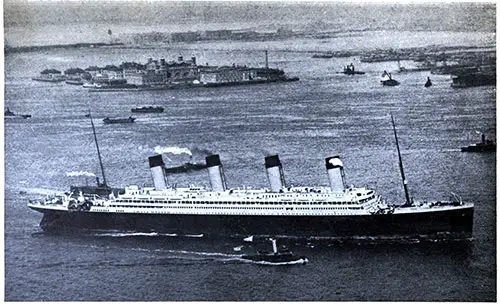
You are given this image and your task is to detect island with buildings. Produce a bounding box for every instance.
[33,52,298,91]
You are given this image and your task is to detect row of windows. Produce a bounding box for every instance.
[110,205,283,210]
[113,200,365,205]
[296,207,363,210]
[261,194,329,198]
[359,195,376,203]
[107,205,364,210]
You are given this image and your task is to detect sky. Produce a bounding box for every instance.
[3,1,496,47]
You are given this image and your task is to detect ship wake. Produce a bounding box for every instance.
[232,233,473,245]
[92,232,204,238]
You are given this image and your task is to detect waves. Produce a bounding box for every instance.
[230,232,474,245]
[35,227,474,245]
[160,249,240,258]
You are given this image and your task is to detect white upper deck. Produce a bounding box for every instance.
[28,183,472,217]
[116,185,377,203]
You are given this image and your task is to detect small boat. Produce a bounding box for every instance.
[461,134,496,152]
[424,77,432,87]
[451,71,496,88]
[282,76,300,82]
[397,59,432,73]
[312,53,334,59]
[381,70,400,86]
[102,116,136,124]
[241,238,308,265]
[83,82,99,88]
[90,84,138,92]
[340,63,365,75]
[382,79,400,86]
[342,69,365,75]
[4,108,31,119]
[66,79,84,85]
[165,162,207,174]
[131,106,164,113]
[32,75,66,83]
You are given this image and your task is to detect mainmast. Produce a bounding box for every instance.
[89,111,107,187]
[391,114,411,206]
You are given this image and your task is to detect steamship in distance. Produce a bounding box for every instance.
[28,118,474,239]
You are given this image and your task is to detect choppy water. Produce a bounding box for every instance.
[4,31,496,300]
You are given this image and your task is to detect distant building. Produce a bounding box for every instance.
[230,30,260,40]
[64,68,86,76]
[276,28,294,37]
[202,30,232,40]
[200,66,260,84]
[121,62,146,84]
[33,68,66,82]
[170,31,202,43]
[85,66,101,77]
[64,68,88,81]
[126,55,200,86]
[41,68,63,78]
[101,65,123,79]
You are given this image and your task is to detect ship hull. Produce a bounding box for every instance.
[31,206,473,238]
[102,118,136,124]
[241,253,308,264]
[131,108,164,113]
[32,77,66,83]
[461,145,496,152]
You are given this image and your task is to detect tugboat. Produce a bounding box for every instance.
[66,78,84,86]
[461,134,496,152]
[381,70,400,86]
[424,77,432,87]
[103,116,136,124]
[241,238,308,265]
[451,71,496,88]
[340,63,365,75]
[312,53,334,59]
[4,108,31,119]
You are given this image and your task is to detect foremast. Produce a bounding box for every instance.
[89,111,107,187]
[391,114,412,207]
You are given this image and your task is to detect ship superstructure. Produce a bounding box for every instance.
[29,155,387,216]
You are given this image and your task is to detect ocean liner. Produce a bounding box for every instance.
[28,117,474,238]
